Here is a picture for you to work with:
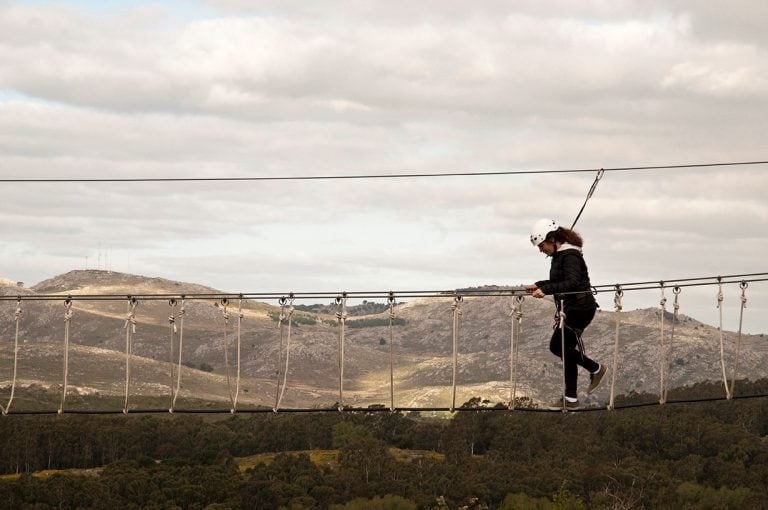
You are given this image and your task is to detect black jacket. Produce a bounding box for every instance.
[535,247,597,312]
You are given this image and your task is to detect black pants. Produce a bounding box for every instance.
[549,307,599,398]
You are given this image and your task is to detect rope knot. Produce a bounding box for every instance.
[614,291,623,312]
[509,295,524,323]
[451,296,463,317]
[335,295,348,324]
[168,299,178,332]
[168,315,177,333]
[124,299,138,333]
[64,299,73,322]
[124,314,137,333]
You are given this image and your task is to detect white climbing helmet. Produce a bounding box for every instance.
[530,218,559,247]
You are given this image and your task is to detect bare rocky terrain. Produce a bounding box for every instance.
[0,270,765,412]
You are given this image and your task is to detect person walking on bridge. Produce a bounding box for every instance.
[525,219,606,410]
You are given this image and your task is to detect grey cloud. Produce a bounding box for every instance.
[1,1,767,331]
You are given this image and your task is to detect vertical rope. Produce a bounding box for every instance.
[729,281,748,397]
[171,298,186,411]
[608,287,622,411]
[659,283,667,405]
[336,294,347,411]
[274,295,294,411]
[58,298,73,414]
[450,295,463,413]
[558,298,567,412]
[716,278,732,399]
[274,297,286,411]
[1,300,22,415]
[388,292,396,412]
[662,287,681,404]
[219,299,236,411]
[168,299,177,411]
[232,297,244,413]
[123,297,138,414]
[508,295,524,410]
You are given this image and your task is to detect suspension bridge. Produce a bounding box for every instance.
[1,271,766,416]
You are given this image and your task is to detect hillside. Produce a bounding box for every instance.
[0,270,766,412]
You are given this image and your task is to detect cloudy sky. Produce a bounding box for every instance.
[1,1,767,332]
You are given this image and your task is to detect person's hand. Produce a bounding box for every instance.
[525,284,545,299]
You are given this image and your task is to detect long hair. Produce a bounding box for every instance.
[547,227,584,247]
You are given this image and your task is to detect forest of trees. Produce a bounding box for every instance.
[0,380,767,509]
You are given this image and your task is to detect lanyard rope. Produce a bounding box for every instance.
[508,295,524,410]
[570,169,604,229]
[1,300,22,415]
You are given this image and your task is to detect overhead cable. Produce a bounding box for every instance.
[2,160,767,183]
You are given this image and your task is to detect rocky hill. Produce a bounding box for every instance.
[0,270,766,412]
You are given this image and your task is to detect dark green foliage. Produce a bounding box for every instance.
[295,300,397,316]
[347,317,406,328]
[182,361,214,372]
[0,380,767,508]
[267,310,318,326]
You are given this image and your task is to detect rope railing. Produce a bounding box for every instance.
[3,272,766,303]
[1,273,766,416]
